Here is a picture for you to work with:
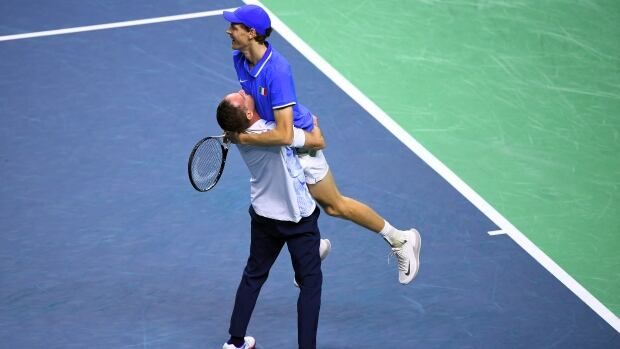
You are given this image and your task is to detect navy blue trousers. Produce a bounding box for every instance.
[228,206,323,349]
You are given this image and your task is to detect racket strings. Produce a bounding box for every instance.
[191,138,224,191]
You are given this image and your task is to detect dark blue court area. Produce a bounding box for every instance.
[1,1,618,348]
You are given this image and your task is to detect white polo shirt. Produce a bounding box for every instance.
[236,120,316,222]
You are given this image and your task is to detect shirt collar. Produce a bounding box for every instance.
[245,42,273,78]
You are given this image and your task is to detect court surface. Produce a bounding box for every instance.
[1,1,619,348]
[260,0,620,318]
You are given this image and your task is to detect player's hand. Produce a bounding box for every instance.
[304,118,325,150]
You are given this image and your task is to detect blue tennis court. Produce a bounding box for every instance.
[1,1,618,348]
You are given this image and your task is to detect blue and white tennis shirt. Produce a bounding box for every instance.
[236,120,315,222]
[232,42,314,132]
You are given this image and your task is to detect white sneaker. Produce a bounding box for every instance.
[391,229,421,285]
[294,238,331,287]
[222,336,256,349]
[319,238,331,260]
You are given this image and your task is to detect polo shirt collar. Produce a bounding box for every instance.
[245,41,273,78]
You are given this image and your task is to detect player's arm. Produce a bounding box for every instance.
[299,116,324,150]
[237,106,294,146]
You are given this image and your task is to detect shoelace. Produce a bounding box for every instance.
[387,242,409,271]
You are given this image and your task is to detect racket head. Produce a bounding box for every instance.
[188,136,229,192]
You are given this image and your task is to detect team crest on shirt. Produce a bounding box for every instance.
[259,86,267,96]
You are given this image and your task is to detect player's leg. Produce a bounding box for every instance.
[305,165,404,245]
[300,151,385,233]
[308,170,384,231]
[302,151,422,284]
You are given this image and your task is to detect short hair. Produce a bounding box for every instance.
[238,23,272,44]
[216,99,250,133]
[256,27,272,44]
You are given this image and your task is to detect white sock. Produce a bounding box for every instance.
[379,221,404,247]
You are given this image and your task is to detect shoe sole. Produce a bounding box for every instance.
[401,229,421,285]
[412,229,421,280]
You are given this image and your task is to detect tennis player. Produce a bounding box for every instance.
[222,4,421,285]
[218,91,327,349]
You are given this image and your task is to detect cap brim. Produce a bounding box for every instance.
[223,11,241,23]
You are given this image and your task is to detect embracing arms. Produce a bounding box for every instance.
[228,106,325,150]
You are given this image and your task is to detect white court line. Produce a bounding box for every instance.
[488,229,507,236]
[2,3,618,333]
[242,0,620,333]
[0,8,235,42]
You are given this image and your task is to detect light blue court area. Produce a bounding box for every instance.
[0,1,618,348]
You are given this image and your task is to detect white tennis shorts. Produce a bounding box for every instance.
[298,149,329,185]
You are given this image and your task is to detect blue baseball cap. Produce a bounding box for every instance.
[223,5,271,35]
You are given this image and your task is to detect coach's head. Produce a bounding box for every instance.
[216,90,260,133]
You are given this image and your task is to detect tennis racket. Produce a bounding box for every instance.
[188,135,229,192]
